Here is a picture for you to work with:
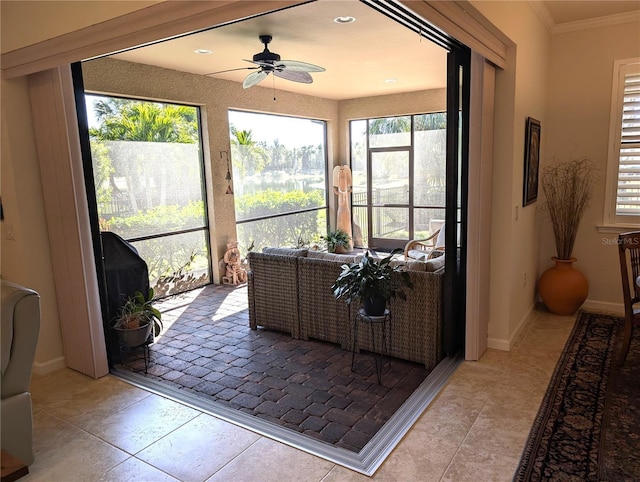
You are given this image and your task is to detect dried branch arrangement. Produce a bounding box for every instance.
[540,158,596,260]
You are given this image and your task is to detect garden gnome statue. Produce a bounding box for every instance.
[333,165,353,251]
[223,241,247,285]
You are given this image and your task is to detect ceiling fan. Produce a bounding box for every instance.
[206,35,325,89]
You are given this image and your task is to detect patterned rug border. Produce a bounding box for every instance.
[513,310,622,481]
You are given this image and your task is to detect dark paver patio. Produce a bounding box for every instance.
[116,283,430,452]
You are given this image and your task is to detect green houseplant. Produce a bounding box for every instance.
[323,229,351,253]
[331,249,413,315]
[112,288,163,347]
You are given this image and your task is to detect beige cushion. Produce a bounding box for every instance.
[307,251,361,263]
[390,259,427,271]
[435,224,446,248]
[425,254,445,272]
[262,247,308,257]
[407,249,430,261]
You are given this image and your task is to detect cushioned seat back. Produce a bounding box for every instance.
[1,281,40,398]
[297,257,351,349]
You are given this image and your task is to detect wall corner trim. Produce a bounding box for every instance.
[32,357,67,375]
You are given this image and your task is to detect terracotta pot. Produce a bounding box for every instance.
[333,244,348,254]
[538,257,588,316]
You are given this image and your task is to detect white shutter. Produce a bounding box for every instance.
[616,72,640,215]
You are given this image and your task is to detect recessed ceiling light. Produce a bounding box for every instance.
[334,16,356,24]
[384,78,398,83]
[194,49,212,55]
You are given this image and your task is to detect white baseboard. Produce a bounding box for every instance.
[582,299,624,316]
[486,337,510,351]
[487,303,536,352]
[32,356,66,375]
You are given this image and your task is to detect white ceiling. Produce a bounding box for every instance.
[542,0,640,24]
[109,1,640,101]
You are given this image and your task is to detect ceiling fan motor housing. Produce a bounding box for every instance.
[254,35,280,64]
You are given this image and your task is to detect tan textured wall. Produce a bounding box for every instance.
[542,21,640,309]
[471,1,551,347]
[82,58,340,280]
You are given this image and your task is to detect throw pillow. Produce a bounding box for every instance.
[425,254,445,272]
[435,224,446,248]
[407,249,429,261]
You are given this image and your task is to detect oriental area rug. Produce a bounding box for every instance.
[514,310,640,482]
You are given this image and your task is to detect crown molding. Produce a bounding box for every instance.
[528,1,640,35]
[528,1,555,34]
[553,10,640,34]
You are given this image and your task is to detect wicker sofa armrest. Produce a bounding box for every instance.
[247,251,301,338]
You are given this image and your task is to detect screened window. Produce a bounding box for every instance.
[228,110,328,251]
[86,95,211,297]
[350,113,447,250]
[604,58,640,227]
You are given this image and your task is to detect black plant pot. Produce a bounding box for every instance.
[363,296,387,316]
[114,323,152,347]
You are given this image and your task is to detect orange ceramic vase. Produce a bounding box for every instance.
[538,257,588,316]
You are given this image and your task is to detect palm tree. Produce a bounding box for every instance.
[269,139,288,171]
[90,98,199,212]
[93,101,197,143]
[230,126,266,177]
[368,116,411,135]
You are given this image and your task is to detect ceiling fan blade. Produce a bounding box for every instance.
[205,66,260,76]
[243,70,269,88]
[277,60,325,73]
[273,69,313,84]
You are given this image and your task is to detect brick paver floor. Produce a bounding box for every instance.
[116,283,429,452]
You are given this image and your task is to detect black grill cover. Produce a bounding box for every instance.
[101,231,150,326]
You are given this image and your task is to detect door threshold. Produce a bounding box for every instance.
[112,353,462,476]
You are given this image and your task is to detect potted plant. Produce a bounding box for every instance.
[112,288,163,347]
[323,229,351,253]
[331,249,413,315]
[538,157,596,315]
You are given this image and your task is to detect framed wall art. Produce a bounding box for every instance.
[523,117,541,206]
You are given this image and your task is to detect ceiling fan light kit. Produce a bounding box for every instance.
[207,35,325,89]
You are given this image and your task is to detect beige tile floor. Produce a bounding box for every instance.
[26,308,576,482]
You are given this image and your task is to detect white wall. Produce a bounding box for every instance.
[1,76,66,370]
[471,1,551,348]
[1,1,160,372]
[542,21,640,312]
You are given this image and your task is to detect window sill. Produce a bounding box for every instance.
[596,224,640,234]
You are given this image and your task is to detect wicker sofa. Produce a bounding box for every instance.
[247,247,445,370]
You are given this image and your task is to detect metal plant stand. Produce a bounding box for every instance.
[351,308,391,384]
